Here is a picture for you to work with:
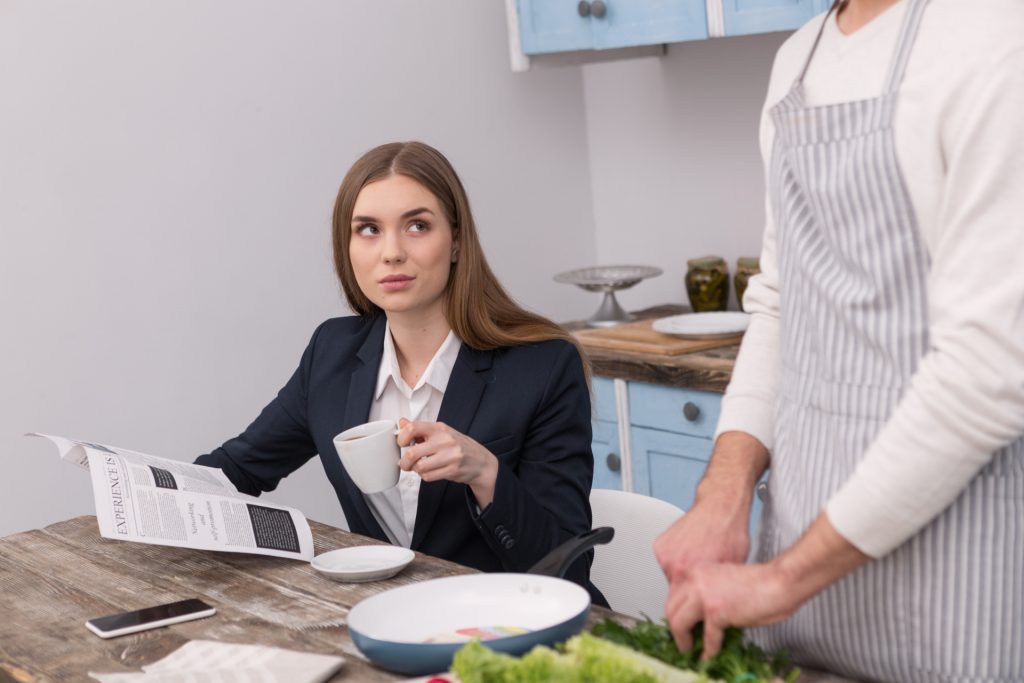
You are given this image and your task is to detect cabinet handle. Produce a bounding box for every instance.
[577,1,591,17]
[683,401,701,422]
[605,453,621,472]
[591,0,607,19]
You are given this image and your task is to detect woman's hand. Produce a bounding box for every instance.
[397,418,500,507]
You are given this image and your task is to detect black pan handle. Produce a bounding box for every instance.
[527,526,615,578]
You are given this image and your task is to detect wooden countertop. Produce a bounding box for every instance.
[565,305,739,393]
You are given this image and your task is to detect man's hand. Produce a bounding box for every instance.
[655,431,769,650]
[665,513,872,657]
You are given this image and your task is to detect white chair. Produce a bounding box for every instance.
[589,488,684,620]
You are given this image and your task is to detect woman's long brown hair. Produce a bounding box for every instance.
[332,141,589,380]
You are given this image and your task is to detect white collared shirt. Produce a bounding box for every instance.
[364,322,461,547]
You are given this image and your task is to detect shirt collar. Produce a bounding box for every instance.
[374,322,462,400]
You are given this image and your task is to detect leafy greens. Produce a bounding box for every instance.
[450,620,799,683]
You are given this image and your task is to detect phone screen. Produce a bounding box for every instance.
[87,598,213,633]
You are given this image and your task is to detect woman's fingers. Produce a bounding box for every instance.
[396,417,435,447]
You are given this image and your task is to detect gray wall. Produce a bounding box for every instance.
[1,4,790,539]
[0,1,597,537]
[582,32,787,312]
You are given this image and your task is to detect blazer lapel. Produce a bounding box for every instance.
[339,315,389,539]
[410,345,493,550]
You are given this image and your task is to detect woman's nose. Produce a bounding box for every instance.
[381,233,406,264]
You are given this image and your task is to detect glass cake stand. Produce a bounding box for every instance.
[554,265,663,328]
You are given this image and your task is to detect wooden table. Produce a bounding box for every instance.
[0,516,621,682]
[0,516,856,683]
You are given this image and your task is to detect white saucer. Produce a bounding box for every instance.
[652,311,751,339]
[311,545,415,583]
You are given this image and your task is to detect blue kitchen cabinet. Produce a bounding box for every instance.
[518,0,708,55]
[721,0,830,37]
[592,419,624,490]
[628,382,722,440]
[517,0,593,54]
[631,426,713,511]
[590,377,623,490]
[623,380,762,536]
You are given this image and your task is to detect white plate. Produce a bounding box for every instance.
[652,312,750,339]
[311,545,415,583]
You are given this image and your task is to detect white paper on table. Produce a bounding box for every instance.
[88,640,345,683]
[28,433,315,561]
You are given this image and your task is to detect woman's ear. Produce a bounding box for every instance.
[451,239,459,263]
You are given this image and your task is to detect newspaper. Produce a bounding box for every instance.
[89,640,344,683]
[29,433,314,561]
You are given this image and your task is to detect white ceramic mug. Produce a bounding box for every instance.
[333,420,401,493]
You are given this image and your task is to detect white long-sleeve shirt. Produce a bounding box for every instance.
[365,323,461,547]
[716,0,1024,557]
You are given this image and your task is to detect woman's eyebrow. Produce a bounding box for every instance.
[351,207,435,223]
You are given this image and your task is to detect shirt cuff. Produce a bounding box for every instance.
[714,392,776,450]
[825,476,908,559]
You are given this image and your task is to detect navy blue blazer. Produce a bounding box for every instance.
[196,314,604,603]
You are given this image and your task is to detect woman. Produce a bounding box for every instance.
[655,1,1024,681]
[197,141,603,602]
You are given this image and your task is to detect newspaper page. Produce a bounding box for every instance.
[29,433,314,561]
[89,640,345,683]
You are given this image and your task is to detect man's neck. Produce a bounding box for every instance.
[836,0,902,35]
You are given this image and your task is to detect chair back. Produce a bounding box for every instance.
[589,488,684,620]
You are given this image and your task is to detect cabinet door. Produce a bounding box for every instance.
[721,0,822,36]
[592,419,623,490]
[631,426,762,539]
[592,376,618,423]
[630,426,711,512]
[628,382,722,439]
[591,0,708,50]
[518,0,594,55]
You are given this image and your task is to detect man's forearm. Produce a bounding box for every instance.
[695,431,770,508]
[770,512,872,603]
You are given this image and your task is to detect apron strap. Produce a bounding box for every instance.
[884,0,930,93]
[794,1,839,86]
[796,0,931,93]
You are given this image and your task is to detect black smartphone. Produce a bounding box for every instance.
[85,598,216,638]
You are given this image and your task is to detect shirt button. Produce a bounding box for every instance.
[503,539,515,550]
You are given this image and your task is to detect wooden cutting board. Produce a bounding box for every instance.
[572,318,743,356]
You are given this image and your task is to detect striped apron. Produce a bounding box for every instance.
[752,1,1024,681]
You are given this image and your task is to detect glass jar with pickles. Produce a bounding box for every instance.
[685,256,729,312]
[734,256,761,312]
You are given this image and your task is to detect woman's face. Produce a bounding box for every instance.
[349,174,456,321]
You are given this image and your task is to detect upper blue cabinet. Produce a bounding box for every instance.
[518,0,708,55]
[716,0,831,37]
[515,0,831,55]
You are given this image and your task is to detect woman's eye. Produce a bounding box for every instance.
[355,224,379,237]
[408,220,429,234]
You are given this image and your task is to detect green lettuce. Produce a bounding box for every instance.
[451,632,706,683]
[451,621,798,683]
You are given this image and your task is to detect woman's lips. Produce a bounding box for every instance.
[379,275,414,291]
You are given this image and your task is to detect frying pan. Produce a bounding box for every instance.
[347,527,614,676]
